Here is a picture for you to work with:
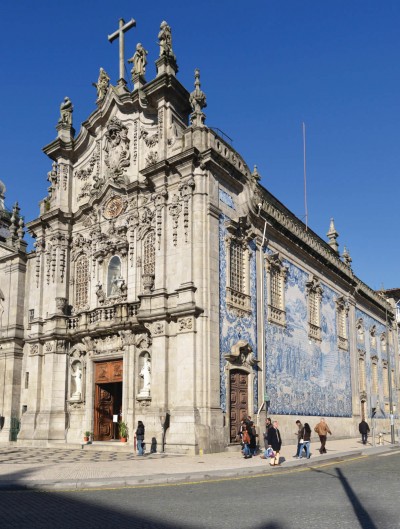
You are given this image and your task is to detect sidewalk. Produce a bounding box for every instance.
[0,437,398,491]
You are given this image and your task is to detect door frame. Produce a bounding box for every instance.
[225,363,255,442]
[92,358,123,441]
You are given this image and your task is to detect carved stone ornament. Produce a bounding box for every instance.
[29,344,39,356]
[135,333,152,349]
[145,321,165,336]
[118,330,136,346]
[224,340,259,367]
[178,317,194,332]
[103,195,125,219]
[55,297,67,314]
[103,117,130,184]
[89,334,123,356]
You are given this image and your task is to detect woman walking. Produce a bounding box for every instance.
[268,420,282,466]
[298,422,312,459]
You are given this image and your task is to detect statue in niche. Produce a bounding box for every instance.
[104,117,130,183]
[96,283,105,305]
[58,97,73,126]
[158,21,175,59]
[139,355,151,397]
[93,67,110,101]
[128,43,148,76]
[110,274,125,296]
[71,361,83,400]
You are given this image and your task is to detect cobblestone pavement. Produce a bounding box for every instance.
[0,447,153,464]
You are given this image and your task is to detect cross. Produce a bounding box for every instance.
[108,18,136,81]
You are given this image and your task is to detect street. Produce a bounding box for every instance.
[1,451,399,529]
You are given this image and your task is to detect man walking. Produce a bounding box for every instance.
[314,417,332,454]
[359,419,370,445]
[294,419,304,458]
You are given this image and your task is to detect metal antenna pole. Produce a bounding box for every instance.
[303,122,308,231]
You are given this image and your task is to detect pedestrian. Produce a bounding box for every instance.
[248,420,258,456]
[260,417,273,459]
[268,420,282,466]
[237,418,246,447]
[298,422,312,459]
[241,425,251,458]
[294,419,304,458]
[359,419,370,445]
[314,417,332,454]
[136,420,145,456]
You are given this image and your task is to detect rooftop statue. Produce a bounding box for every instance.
[128,43,148,77]
[158,21,175,59]
[93,67,110,101]
[58,97,73,126]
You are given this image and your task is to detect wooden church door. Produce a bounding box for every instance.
[229,370,248,442]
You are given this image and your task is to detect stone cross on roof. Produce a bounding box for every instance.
[108,18,136,82]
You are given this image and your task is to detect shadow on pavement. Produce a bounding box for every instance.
[0,467,286,529]
[335,467,378,529]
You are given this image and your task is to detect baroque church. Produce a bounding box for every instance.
[0,19,398,453]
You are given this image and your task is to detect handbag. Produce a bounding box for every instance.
[265,447,275,458]
[300,438,304,444]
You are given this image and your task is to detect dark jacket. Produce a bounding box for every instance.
[136,424,145,440]
[263,424,273,448]
[267,426,282,452]
[300,426,311,442]
[359,421,370,434]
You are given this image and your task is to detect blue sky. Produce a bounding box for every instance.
[1,1,399,290]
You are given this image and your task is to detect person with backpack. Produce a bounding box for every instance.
[241,425,252,458]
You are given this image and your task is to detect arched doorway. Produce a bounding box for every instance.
[229,369,249,442]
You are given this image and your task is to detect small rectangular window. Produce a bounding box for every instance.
[25,372,29,389]
[28,309,35,322]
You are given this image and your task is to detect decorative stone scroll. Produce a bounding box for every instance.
[177,317,194,333]
[224,340,259,368]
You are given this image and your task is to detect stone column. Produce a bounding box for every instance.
[0,347,23,442]
[348,296,360,424]
[18,346,43,440]
[33,341,68,440]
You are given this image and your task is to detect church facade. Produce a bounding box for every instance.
[0,21,398,453]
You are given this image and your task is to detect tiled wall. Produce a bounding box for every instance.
[265,260,352,417]
[219,214,258,413]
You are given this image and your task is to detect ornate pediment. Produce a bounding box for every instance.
[224,340,259,367]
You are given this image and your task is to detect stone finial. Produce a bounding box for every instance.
[189,69,207,126]
[327,217,339,253]
[58,97,73,127]
[9,202,20,238]
[252,165,261,182]
[17,216,25,241]
[93,68,110,102]
[342,246,352,267]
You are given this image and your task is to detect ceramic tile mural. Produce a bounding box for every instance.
[355,309,396,418]
[264,260,352,417]
[219,189,235,210]
[219,215,258,413]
